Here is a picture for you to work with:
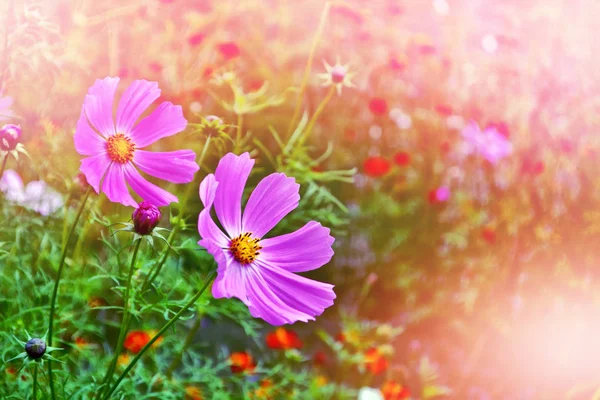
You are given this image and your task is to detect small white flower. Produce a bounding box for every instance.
[358,387,384,400]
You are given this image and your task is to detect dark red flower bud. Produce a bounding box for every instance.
[0,124,21,151]
[132,201,161,235]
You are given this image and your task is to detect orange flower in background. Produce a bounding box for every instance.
[252,379,274,399]
[185,385,203,400]
[74,337,89,348]
[117,353,130,368]
[314,375,328,387]
[123,330,161,354]
[265,327,303,350]
[87,296,106,308]
[230,351,256,374]
[364,347,389,375]
[364,156,391,177]
[381,381,411,400]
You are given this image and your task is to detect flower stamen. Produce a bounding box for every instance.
[230,232,262,264]
[106,133,135,163]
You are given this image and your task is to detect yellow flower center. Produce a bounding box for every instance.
[229,232,262,264]
[106,133,135,163]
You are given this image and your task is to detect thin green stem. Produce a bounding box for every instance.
[100,238,142,398]
[141,137,212,292]
[298,85,335,147]
[141,227,178,292]
[165,316,202,378]
[0,154,8,182]
[287,1,331,137]
[47,186,91,399]
[33,363,38,400]
[235,113,243,152]
[103,270,217,400]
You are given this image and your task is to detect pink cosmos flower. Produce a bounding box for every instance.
[461,121,512,164]
[197,153,336,325]
[74,77,199,207]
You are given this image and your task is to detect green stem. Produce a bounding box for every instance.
[235,113,243,152]
[103,270,217,400]
[287,1,331,137]
[0,154,8,182]
[298,85,335,147]
[165,316,202,378]
[141,227,178,292]
[47,186,91,399]
[33,363,38,400]
[141,137,212,292]
[100,239,142,398]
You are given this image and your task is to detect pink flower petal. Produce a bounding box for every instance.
[74,110,107,156]
[133,149,198,184]
[100,163,137,207]
[255,260,336,323]
[210,251,250,301]
[122,163,178,206]
[116,80,161,134]
[84,77,119,136]
[80,153,111,194]
[244,267,308,325]
[241,172,300,238]
[199,173,218,207]
[214,153,254,237]
[260,221,334,272]
[129,102,187,148]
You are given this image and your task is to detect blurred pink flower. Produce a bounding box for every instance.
[1,170,64,215]
[0,93,14,122]
[197,153,336,325]
[74,77,198,207]
[461,122,512,164]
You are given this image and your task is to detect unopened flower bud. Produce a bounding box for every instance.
[25,338,46,359]
[330,65,347,84]
[132,201,161,235]
[0,124,21,151]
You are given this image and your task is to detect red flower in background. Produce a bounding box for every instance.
[389,55,407,71]
[313,351,327,366]
[344,128,357,141]
[123,330,162,354]
[230,351,256,374]
[440,141,451,154]
[148,62,163,73]
[393,151,411,166]
[218,42,240,59]
[364,347,389,375]
[364,157,391,177]
[381,381,411,400]
[521,158,545,176]
[435,104,453,117]
[188,32,205,46]
[486,121,510,138]
[482,228,497,244]
[124,331,150,354]
[369,98,388,116]
[265,327,303,350]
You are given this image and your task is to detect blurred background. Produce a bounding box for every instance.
[2,0,600,399]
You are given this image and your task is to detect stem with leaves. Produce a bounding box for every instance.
[47,187,91,400]
[102,270,217,399]
[99,238,142,398]
[287,1,331,136]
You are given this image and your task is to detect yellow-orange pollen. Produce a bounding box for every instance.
[106,133,135,163]
[229,232,262,265]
